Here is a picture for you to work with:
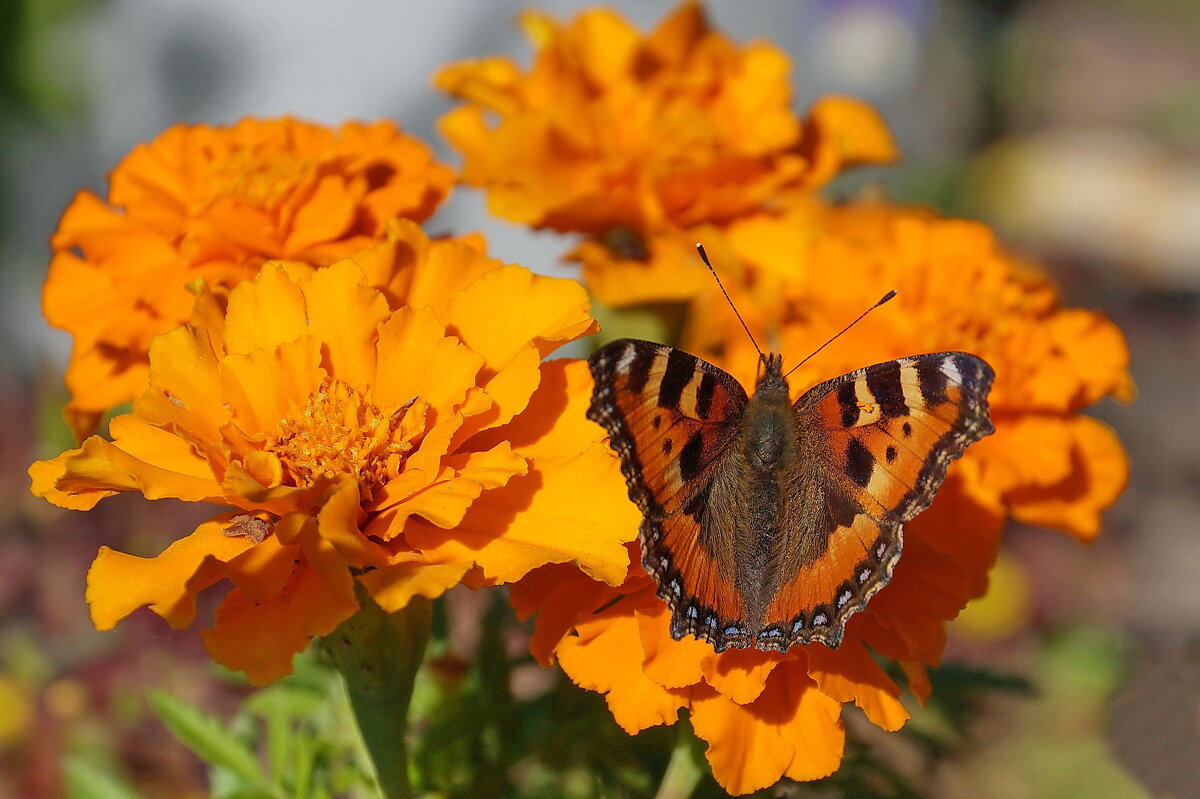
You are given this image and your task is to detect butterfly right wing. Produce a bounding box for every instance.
[587,339,754,649]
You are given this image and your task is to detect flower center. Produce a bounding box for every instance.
[208,147,315,211]
[270,378,419,501]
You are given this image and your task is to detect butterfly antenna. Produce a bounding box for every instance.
[782,290,898,379]
[695,243,766,367]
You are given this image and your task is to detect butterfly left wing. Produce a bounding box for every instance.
[760,352,995,648]
[587,339,757,649]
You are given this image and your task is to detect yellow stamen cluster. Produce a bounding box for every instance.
[270,378,421,501]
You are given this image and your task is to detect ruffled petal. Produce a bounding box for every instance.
[221,263,311,356]
[557,611,687,734]
[404,444,638,586]
[636,602,710,689]
[1006,416,1130,541]
[372,304,484,415]
[445,264,597,370]
[86,514,256,630]
[358,560,473,613]
[202,522,358,685]
[699,648,784,706]
[298,260,391,390]
[806,638,909,731]
[32,431,221,511]
[692,665,844,795]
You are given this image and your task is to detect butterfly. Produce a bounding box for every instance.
[587,340,994,651]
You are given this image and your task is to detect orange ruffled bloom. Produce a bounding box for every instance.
[511,199,1132,795]
[31,221,638,685]
[46,117,454,439]
[436,2,897,235]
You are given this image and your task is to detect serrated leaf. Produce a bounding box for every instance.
[62,757,144,799]
[147,690,279,797]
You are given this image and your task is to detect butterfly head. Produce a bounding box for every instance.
[754,352,789,397]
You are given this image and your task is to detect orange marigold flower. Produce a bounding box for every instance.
[45,117,454,439]
[436,2,896,235]
[30,221,638,685]
[510,199,1132,795]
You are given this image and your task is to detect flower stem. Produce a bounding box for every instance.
[655,719,704,799]
[321,588,432,799]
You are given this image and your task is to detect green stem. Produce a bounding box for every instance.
[655,720,704,799]
[320,588,432,799]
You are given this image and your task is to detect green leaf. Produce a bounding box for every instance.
[62,756,144,799]
[146,690,279,797]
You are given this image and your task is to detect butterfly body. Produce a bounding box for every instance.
[588,339,995,652]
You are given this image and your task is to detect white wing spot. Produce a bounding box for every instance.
[941,358,962,385]
[616,343,637,372]
[838,590,853,608]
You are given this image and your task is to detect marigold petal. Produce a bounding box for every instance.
[372,305,484,415]
[467,359,594,461]
[644,1,705,64]
[899,660,933,703]
[221,263,311,356]
[700,648,784,706]
[218,532,299,602]
[370,413,460,513]
[904,472,1006,600]
[86,514,255,630]
[445,441,530,490]
[299,260,391,390]
[445,264,596,370]
[316,479,390,568]
[974,416,1075,493]
[218,336,325,439]
[32,430,221,510]
[449,344,543,447]
[395,230,503,313]
[858,535,961,663]
[284,174,357,254]
[636,603,709,689]
[1049,309,1135,407]
[1007,416,1129,541]
[575,235,714,308]
[135,325,231,462]
[202,559,358,686]
[358,561,472,613]
[221,461,333,518]
[509,563,627,665]
[798,95,899,189]
[434,58,525,117]
[692,665,844,795]
[806,638,909,731]
[557,612,686,734]
[409,442,637,585]
[384,443,528,530]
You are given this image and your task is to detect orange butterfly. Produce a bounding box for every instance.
[587,252,994,651]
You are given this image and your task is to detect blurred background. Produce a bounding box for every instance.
[1,1,1197,796]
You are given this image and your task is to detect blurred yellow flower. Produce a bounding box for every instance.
[45,117,454,439]
[31,222,637,684]
[437,3,896,235]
